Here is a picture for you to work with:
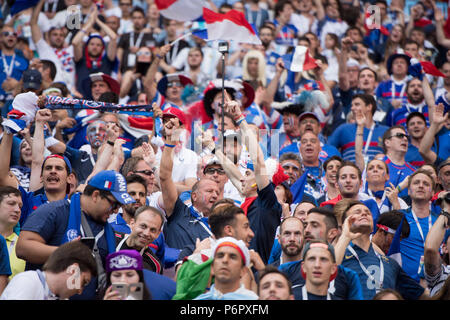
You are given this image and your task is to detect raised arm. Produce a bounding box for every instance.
[30,0,45,44]
[264,59,285,105]
[422,76,435,123]
[143,44,171,101]
[95,15,118,62]
[30,109,53,192]
[434,8,450,49]
[424,196,449,277]
[334,215,363,265]
[159,118,182,217]
[0,130,18,188]
[419,103,447,164]
[313,0,325,22]
[354,110,366,172]
[224,91,270,190]
[337,37,353,91]
[72,6,98,62]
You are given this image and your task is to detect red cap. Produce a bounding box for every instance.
[162,107,186,125]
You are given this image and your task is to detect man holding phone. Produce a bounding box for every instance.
[16,170,135,299]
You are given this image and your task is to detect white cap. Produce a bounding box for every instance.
[212,237,250,267]
[346,58,360,69]
[105,7,122,18]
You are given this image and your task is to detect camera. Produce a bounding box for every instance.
[218,41,229,54]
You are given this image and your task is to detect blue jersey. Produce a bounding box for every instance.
[382,155,416,198]
[327,123,388,162]
[387,103,429,128]
[406,143,435,168]
[342,243,425,299]
[0,50,29,100]
[375,79,408,104]
[273,20,298,46]
[278,260,364,300]
[436,127,450,162]
[400,208,438,282]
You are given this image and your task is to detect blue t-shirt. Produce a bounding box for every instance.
[436,127,450,162]
[400,208,438,282]
[18,186,51,226]
[0,235,11,276]
[273,19,298,46]
[406,143,435,168]
[342,243,425,299]
[142,269,176,300]
[327,123,389,163]
[382,155,416,198]
[0,50,29,100]
[278,260,364,300]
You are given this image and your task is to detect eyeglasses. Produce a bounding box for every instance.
[119,2,132,6]
[136,51,151,57]
[167,82,182,88]
[388,132,409,140]
[134,169,154,176]
[204,167,226,175]
[2,31,16,37]
[102,196,121,211]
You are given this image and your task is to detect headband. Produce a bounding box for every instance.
[376,224,396,235]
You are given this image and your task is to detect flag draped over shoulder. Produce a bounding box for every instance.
[172,254,213,300]
[194,8,261,45]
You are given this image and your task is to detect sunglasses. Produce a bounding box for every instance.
[102,196,121,211]
[388,132,409,140]
[204,167,226,175]
[167,82,182,88]
[134,169,154,176]
[2,31,17,37]
[137,51,151,57]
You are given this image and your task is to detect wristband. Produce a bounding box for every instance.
[45,136,59,148]
[165,143,176,148]
[397,186,402,192]
[107,140,115,146]
[156,54,163,59]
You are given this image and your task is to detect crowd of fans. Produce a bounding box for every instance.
[0,0,449,301]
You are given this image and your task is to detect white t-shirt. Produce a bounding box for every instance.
[156,147,199,183]
[35,38,75,89]
[290,13,318,36]
[0,270,56,300]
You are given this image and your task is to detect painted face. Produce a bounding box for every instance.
[87,121,107,148]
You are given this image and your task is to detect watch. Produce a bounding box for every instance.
[107,140,115,146]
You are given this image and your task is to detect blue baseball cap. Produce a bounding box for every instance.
[43,154,72,174]
[87,171,135,205]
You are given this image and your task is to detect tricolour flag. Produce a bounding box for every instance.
[282,46,317,73]
[104,181,112,189]
[387,215,404,266]
[195,7,261,45]
[155,0,205,21]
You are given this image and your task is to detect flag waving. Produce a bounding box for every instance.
[282,46,318,72]
[196,7,261,45]
[154,0,205,21]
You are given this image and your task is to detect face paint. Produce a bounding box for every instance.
[288,116,295,128]
[87,121,107,148]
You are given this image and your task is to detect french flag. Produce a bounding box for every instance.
[282,46,317,73]
[194,8,261,45]
[155,0,205,21]
[104,181,112,189]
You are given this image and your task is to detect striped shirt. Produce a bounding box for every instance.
[425,264,450,297]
